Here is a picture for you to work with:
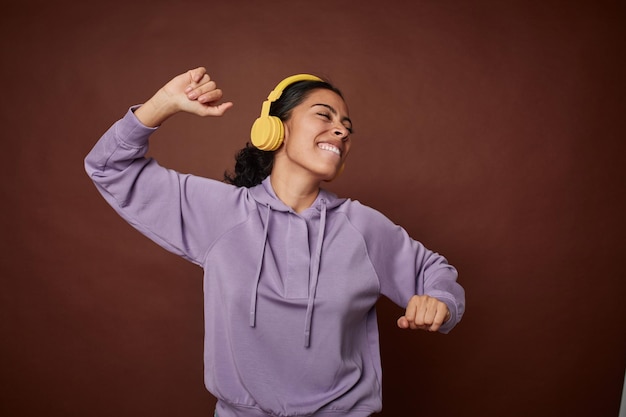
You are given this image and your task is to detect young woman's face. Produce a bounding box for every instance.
[279,89,353,181]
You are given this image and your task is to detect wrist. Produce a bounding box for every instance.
[135,89,179,127]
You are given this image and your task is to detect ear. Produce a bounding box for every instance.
[282,119,291,144]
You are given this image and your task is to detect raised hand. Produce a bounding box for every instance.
[135,66,234,127]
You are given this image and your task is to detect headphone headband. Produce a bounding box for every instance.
[266,74,323,102]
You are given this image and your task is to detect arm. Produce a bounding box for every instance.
[84,68,240,265]
[347,202,465,333]
[394,243,464,334]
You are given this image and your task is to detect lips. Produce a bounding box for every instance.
[318,142,341,156]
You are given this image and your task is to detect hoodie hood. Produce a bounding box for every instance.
[249,176,346,213]
[248,177,346,347]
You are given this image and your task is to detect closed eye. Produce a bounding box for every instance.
[312,104,354,134]
[317,112,353,134]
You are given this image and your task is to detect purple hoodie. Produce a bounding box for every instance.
[85,108,465,417]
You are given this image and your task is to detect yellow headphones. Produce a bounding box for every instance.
[250,74,323,151]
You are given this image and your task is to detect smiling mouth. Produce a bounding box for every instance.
[318,143,341,156]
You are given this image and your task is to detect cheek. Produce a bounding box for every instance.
[284,126,317,149]
[343,142,353,158]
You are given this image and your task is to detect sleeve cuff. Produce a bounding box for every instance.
[113,105,159,148]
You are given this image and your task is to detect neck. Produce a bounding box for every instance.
[270,170,321,214]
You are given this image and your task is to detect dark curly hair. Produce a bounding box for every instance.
[223,78,343,188]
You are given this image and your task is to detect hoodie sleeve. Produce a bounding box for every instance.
[348,201,465,333]
[84,107,249,266]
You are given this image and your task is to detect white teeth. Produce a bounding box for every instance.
[318,143,341,156]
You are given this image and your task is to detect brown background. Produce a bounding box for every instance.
[1,1,625,416]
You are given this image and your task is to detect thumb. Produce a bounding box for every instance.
[397,316,409,329]
[197,101,234,117]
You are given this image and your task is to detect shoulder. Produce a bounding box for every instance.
[335,198,403,237]
[182,175,261,216]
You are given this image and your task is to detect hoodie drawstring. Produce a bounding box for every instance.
[250,205,271,327]
[304,200,327,348]
[249,200,328,348]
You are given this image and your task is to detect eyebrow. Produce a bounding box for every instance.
[312,103,353,130]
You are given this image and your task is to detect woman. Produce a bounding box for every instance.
[85,67,465,417]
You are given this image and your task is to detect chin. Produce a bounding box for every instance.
[322,168,343,183]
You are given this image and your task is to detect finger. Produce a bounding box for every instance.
[413,302,429,329]
[196,86,222,104]
[184,70,211,95]
[197,101,234,117]
[186,81,218,101]
[189,67,207,83]
[196,73,212,87]
[424,303,449,332]
[397,316,430,331]
[422,298,439,326]
[403,296,419,327]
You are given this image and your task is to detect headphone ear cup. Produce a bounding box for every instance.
[251,74,321,151]
[250,115,284,151]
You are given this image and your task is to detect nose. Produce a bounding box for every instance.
[333,125,349,140]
